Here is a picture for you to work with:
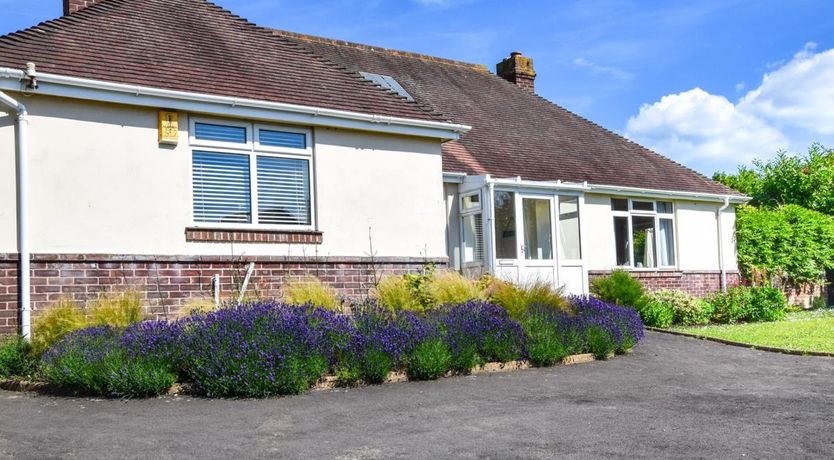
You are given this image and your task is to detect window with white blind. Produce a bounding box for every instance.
[190,117,314,229]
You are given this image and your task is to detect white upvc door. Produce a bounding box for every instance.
[493,191,558,286]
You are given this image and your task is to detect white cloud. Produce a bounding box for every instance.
[625,43,834,173]
[625,88,788,169]
[740,42,834,135]
[573,57,634,81]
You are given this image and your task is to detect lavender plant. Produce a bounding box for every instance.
[570,295,644,354]
[437,301,525,372]
[349,301,427,383]
[182,302,330,397]
[42,326,176,397]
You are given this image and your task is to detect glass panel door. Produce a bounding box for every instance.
[494,191,517,259]
[522,197,553,260]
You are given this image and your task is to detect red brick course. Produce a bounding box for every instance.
[184,228,323,244]
[588,270,740,298]
[0,253,444,335]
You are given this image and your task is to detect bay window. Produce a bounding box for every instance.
[611,198,676,268]
[190,118,313,229]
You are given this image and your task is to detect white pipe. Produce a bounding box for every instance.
[717,196,731,292]
[0,67,471,139]
[213,274,221,307]
[0,90,30,340]
[237,262,255,304]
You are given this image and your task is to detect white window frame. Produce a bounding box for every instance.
[189,116,316,231]
[459,191,485,266]
[189,117,253,151]
[611,198,676,270]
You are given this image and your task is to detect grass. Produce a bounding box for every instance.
[672,309,834,354]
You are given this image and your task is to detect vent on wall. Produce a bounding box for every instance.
[359,72,414,102]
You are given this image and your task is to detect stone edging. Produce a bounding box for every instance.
[0,353,603,397]
[646,327,834,358]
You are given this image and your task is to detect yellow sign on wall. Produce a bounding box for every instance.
[158,110,179,145]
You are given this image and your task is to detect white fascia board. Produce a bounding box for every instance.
[587,184,750,204]
[442,172,466,183]
[0,68,471,140]
[473,173,749,204]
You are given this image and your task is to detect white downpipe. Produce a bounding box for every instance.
[717,196,731,292]
[237,263,255,304]
[0,90,30,340]
[213,274,221,307]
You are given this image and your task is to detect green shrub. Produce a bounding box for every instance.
[448,343,481,374]
[357,348,394,385]
[707,286,754,323]
[523,313,569,367]
[372,275,423,313]
[426,270,485,307]
[585,327,616,360]
[407,338,451,381]
[88,291,144,328]
[0,335,37,379]
[283,277,341,311]
[747,286,788,322]
[488,279,569,321]
[650,289,713,326]
[638,299,675,328]
[32,299,87,356]
[334,366,361,388]
[42,327,175,397]
[590,270,648,310]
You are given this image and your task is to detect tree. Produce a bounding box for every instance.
[714,144,834,290]
[713,144,834,215]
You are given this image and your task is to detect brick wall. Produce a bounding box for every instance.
[0,253,444,335]
[588,270,740,298]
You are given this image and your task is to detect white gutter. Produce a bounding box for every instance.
[488,176,590,192]
[0,89,30,341]
[0,67,471,141]
[717,196,731,292]
[586,183,749,204]
[451,174,749,204]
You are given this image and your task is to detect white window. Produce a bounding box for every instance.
[190,117,314,229]
[611,198,675,269]
[558,195,582,260]
[460,192,484,264]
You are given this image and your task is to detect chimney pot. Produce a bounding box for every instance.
[496,51,536,93]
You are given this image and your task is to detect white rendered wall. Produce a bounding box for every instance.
[581,193,737,272]
[0,94,447,258]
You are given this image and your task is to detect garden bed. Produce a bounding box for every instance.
[1,294,644,399]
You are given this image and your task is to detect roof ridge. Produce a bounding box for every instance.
[272,29,490,72]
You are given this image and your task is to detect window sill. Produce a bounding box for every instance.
[185,227,323,244]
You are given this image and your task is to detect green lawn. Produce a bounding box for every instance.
[672,310,834,354]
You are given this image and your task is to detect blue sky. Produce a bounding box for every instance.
[2,0,834,175]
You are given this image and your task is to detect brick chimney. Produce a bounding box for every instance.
[63,0,105,15]
[496,51,536,93]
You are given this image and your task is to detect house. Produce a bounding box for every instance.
[0,0,746,336]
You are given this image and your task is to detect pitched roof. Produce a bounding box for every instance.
[0,0,444,122]
[276,31,739,196]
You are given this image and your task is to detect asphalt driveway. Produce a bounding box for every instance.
[1,331,832,459]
